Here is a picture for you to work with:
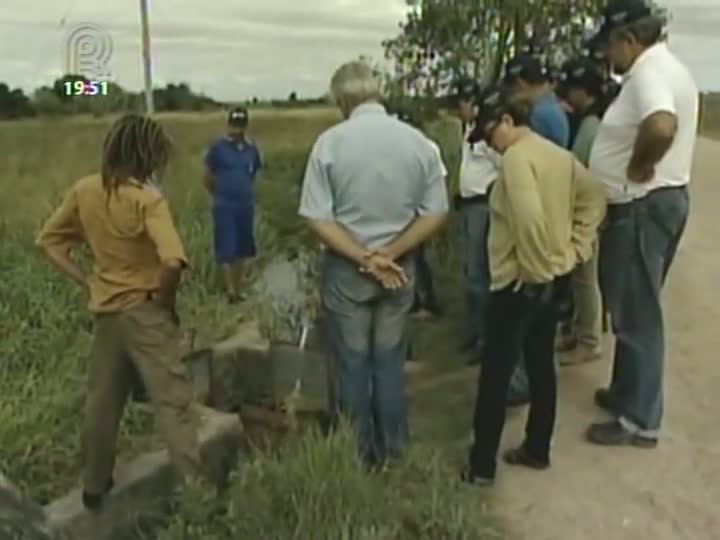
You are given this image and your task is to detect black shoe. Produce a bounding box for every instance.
[82,477,114,511]
[502,446,550,470]
[594,388,619,414]
[585,421,658,448]
[460,466,494,487]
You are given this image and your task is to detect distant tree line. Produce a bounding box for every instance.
[0,75,328,121]
[0,74,226,120]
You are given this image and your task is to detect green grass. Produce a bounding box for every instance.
[0,107,506,539]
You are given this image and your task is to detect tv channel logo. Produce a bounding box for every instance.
[64,23,113,80]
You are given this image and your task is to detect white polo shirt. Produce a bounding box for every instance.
[589,43,698,204]
[459,124,500,198]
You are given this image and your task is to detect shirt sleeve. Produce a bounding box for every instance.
[143,196,189,266]
[298,139,335,221]
[570,159,607,264]
[254,146,263,172]
[418,141,450,216]
[633,68,676,120]
[501,149,555,283]
[35,187,84,251]
[571,116,601,167]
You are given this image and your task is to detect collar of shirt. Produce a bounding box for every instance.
[623,42,667,83]
[350,102,387,118]
[223,136,252,152]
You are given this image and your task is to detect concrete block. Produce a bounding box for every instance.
[210,320,272,410]
[44,406,242,540]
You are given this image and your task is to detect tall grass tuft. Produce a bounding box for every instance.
[153,423,502,540]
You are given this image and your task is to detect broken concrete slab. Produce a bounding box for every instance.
[1,471,59,540]
[209,320,272,410]
[44,406,242,540]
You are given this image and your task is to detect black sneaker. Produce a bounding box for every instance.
[82,477,114,512]
[460,466,494,487]
[502,446,550,470]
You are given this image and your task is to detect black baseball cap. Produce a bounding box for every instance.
[474,85,511,131]
[594,0,653,42]
[455,78,480,100]
[504,54,548,84]
[582,35,608,64]
[557,57,606,95]
[228,107,249,126]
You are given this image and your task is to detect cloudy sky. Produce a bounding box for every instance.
[1,0,718,101]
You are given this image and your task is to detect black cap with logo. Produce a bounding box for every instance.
[557,57,606,96]
[504,54,548,85]
[594,0,653,42]
[454,78,481,100]
[474,86,511,132]
[228,107,249,126]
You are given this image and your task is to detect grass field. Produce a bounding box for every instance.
[0,108,506,538]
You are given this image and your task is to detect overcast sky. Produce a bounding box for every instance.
[1,0,718,101]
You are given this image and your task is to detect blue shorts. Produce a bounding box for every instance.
[212,204,256,264]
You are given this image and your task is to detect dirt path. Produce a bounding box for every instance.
[489,137,720,540]
[409,137,720,540]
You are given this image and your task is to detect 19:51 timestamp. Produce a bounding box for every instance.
[63,81,109,97]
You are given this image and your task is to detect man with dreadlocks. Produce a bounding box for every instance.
[35,114,205,511]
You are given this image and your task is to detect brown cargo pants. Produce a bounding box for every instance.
[82,301,204,494]
[570,240,603,351]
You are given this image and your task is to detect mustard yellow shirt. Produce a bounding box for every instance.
[36,174,188,313]
[488,132,606,290]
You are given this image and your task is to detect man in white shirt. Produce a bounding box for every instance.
[586,0,697,447]
[453,80,501,362]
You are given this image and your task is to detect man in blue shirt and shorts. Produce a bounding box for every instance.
[203,107,262,302]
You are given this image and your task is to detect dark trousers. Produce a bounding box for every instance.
[412,243,439,311]
[469,277,568,479]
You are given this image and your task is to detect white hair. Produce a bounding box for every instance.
[329,61,382,107]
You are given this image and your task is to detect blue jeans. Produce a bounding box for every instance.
[320,252,414,465]
[460,200,491,347]
[600,187,689,434]
[461,199,528,400]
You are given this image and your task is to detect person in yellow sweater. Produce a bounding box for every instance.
[462,87,606,485]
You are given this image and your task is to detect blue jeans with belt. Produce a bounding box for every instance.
[320,252,414,465]
[600,186,689,434]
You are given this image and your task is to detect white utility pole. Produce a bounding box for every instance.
[140,0,154,113]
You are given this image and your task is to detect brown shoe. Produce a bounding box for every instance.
[559,345,602,366]
[586,421,658,448]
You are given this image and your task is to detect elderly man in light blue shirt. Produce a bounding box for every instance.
[299,61,449,466]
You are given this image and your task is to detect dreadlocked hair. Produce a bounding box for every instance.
[100,114,172,200]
